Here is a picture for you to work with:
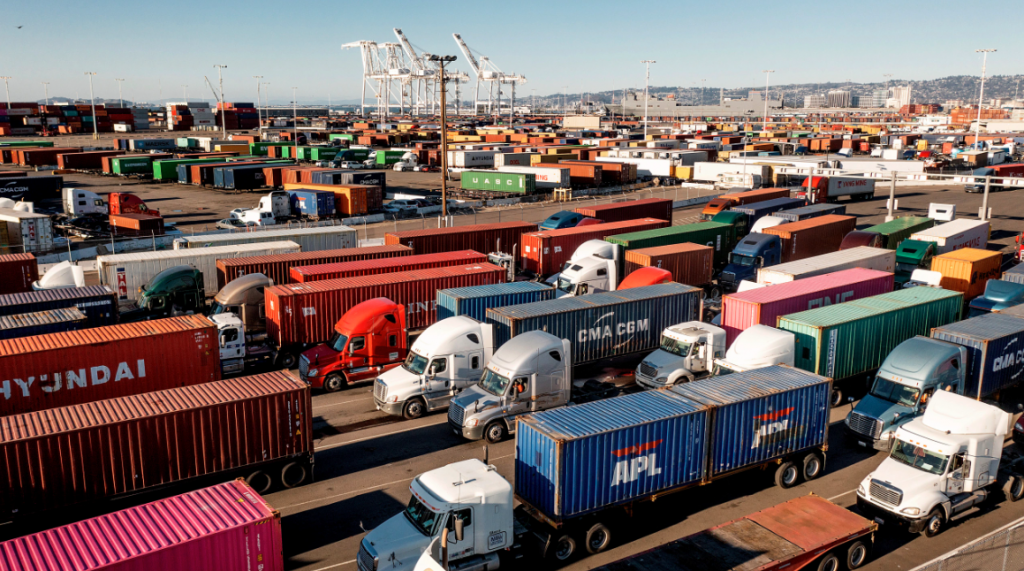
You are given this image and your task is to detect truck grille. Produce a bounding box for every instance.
[373,378,387,403]
[357,543,377,571]
[298,356,309,382]
[639,362,659,379]
[847,412,883,439]
[870,479,903,507]
[449,402,466,427]
[721,271,736,285]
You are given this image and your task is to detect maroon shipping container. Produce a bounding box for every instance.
[385,221,537,259]
[721,268,894,344]
[0,314,220,416]
[534,162,602,187]
[623,243,713,286]
[521,218,668,276]
[0,371,312,520]
[16,147,81,167]
[0,171,28,178]
[574,198,673,223]
[0,253,38,295]
[266,263,506,347]
[56,150,122,170]
[109,213,165,236]
[762,214,857,263]
[291,250,487,283]
[0,480,284,571]
[216,244,413,289]
[559,160,637,184]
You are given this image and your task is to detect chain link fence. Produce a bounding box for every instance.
[912,518,1024,571]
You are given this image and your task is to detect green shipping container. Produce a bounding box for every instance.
[329,133,355,142]
[152,158,230,181]
[111,156,158,175]
[375,150,407,165]
[310,147,340,161]
[248,142,293,156]
[605,221,737,267]
[176,138,198,149]
[863,216,935,249]
[338,148,371,161]
[460,171,537,195]
[778,287,962,394]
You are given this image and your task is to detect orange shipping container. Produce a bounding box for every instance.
[930,248,1002,300]
[624,243,713,286]
[761,214,857,263]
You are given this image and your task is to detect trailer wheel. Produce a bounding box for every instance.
[280,462,309,489]
[815,551,840,571]
[585,522,612,554]
[830,387,843,408]
[774,461,800,489]
[403,398,425,420]
[922,508,945,537]
[1004,475,1024,502]
[246,469,274,494]
[485,421,508,443]
[323,374,346,393]
[802,452,823,481]
[550,534,576,562]
[846,540,870,569]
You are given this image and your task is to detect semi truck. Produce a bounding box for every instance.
[799,176,876,204]
[699,187,791,220]
[357,366,831,569]
[894,239,938,287]
[719,233,782,291]
[909,219,989,255]
[846,312,1024,450]
[549,239,673,297]
[968,279,1024,316]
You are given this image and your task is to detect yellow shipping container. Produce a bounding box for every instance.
[674,166,693,180]
[917,140,928,151]
[930,248,1002,301]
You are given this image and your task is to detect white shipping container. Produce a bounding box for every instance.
[97,241,301,300]
[113,124,133,132]
[756,246,896,286]
[595,156,675,177]
[910,219,989,254]
[447,150,496,168]
[688,140,721,150]
[494,152,541,167]
[693,161,771,183]
[497,166,570,188]
[173,225,357,252]
[0,208,53,254]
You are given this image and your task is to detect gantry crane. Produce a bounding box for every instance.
[341,40,411,119]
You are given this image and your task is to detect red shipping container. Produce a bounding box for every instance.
[762,214,857,263]
[0,371,311,520]
[623,243,713,287]
[560,160,638,184]
[0,253,38,294]
[16,147,82,167]
[291,250,487,283]
[521,218,668,276]
[720,267,894,344]
[109,213,165,236]
[574,198,673,223]
[0,480,283,571]
[0,171,27,178]
[266,263,506,347]
[0,314,220,416]
[386,221,537,258]
[56,150,123,170]
[216,244,412,289]
[534,162,602,187]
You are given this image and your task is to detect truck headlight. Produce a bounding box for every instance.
[901,507,920,516]
[655,377,667,385]
[1016,421,1023,432]
[466,418,478,427]
[308,369,319,377]
[388,396,399,403]
[857,482,866,496]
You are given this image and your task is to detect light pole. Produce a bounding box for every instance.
[762,69,774,131]
[292,87,298,162]
[214,64,228,135]
[115,78,125,108]
[0,77,11,109]
[641,60,655,138]
[975,49,996,221]
[41,82,50,106]
[85,72,98,140]
[428,54,457,218]
[253,75,263,127]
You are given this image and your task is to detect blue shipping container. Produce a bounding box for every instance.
[730,197,806,226]
[130,139,177,151]
[1003,264,1024,286]
[931,312,1024,399]
[176,163,191,184]
[437,282,555,322]
[311,170,347,185]
[219,165,269,190]
[773,203,847,222]
[287,189,335,217]
[486,283,701,364]
[0,307,87,340]
[516,366,831,521]
[0,286,117,328]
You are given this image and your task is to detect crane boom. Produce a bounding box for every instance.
[203,76,221,102]
[393,28,426,72]
[452,33,481,75]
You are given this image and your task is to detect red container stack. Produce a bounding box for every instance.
[0,253,38,294]
[761,214,857,263]
[385,221,537,257]
[574,198,673,223]
[521,218,668,276]
[291,250,487,283]
[623,243,713,286]
[16,147,81,167]
[216,244,412,288]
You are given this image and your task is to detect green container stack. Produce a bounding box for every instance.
[152,158,230,181]
[460,171,537,195]
[329,133,355,142]
[863,216,935,250]
[249,142,293,156]
[375,150,407,165]
[605,221,737,266]
[111,156,158,175]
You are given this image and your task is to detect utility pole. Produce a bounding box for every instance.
[429,54,457,219]
[85,72,98,140]
[0,77,11,109]
[214,64,228,135]
[115,78,125,108]
[641,60,655,138]
[41,82,50,106]
[974,49,996,152]
[253,75,263,127]
[762,69,775,131]
[292,87,299,162]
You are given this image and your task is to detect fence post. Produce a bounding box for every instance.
[981,175,991,221]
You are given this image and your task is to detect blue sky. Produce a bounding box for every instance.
[1,0,1019,104]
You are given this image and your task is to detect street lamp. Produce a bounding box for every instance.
[214,64,228,135]
[85,72,98,140]
[253,75,264,127]
[0,77,11,109]
[762,70,775,131]
[428,54,457,219]
[975,49,997,221]
[115,78,125,108]
[41,82,50,106]
[641,60,656,138]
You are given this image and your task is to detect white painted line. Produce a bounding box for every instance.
[314,418,447,451]
[308,559,356,571]
[313,397,373,411]
[827,489,857,502]
[909,514,1024,571]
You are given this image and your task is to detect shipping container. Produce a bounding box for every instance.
[56,150,122,170]
[574,198,673,223]
[757,246,896,285]
[338,171,387,194]
[729,197,806,227]
[605,222,737,267]
[778,287,963,404]
[931,247,1003,300]
[0,285,117,328]
[522,218,669,276]
[932,312,1024,399]
[487,283,701,364]
[1004,263,1024,285]
[623,243,714,288]
[448,150,496,168]
[0,307,86,340]
[216,164,270,190]
[761,215,857,263]
[493,152,540,167]
[0,371,312,520]
[386,221,537,258]
[98,241,300,301]
[773,202,847,222]
[285,189,336,218]
[701,188,792,220]
[175,225,356,252]
[266,263,506,347]
[109,213,165,237]
[437,281,556,322]
[152,158,229,181]
[497,165,570,189]
[534,162,602,187]
[910,219,989,254]
[863,216,935,249]
[0,208,53,253]
[0,253,37,294]
[460,171,537,194]
[721,268,895,344]
[291,250,487,282]
[0,480,284,571]
[110,155,163,175]
[560,160,638,185]
[0,315,220,416]
[216,244,412,289]
[0,175,63,203]
[516,366,829,522]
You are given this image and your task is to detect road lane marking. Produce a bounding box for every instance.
[313,397,373,411]
[309,559,356,571]
[827,489,857,501]
[315,417,447,451]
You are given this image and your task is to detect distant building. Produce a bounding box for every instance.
[826,90,851,108]
[888,85,912,109]
[870,89,888,107]
[803,94,826,108]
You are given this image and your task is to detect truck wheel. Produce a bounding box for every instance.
[485,421,508,443]
[830,387,843,408]
[922,509,945,537]
[802,452,823,481]
[1004,475,1024,502]
[846,540,870,569]
[585,522,612,554]
[246,469,274,494]
[402,398,426,420]
[277,352,297,370]
[815,551,840,571]
[323,374,346,393]
[775,461,800,489]
[280,462,309,489]
[550,534,576,562]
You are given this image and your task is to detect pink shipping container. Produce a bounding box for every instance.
[385,221,537,259]
[0,253,38,295]
[761,214,857,263]
[0,480,283,571]
[216,244,412,289]
[290,250,487,283]
[574,198,673,223]
[721,267,895,344]
[266,263,506,347]
[521,218,668,276]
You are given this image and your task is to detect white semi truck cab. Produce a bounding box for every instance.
[713,325,796,375]
[374,316,495,420]
[856,390,1023,536]
[635,321,725,388]
[554,239,620,297]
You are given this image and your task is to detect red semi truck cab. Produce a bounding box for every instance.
[109,192,159,216]
[618,266,673,289]
[298,297,408,392]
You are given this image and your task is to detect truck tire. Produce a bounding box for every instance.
[802,452,824,481]
[830,387,843,408]
[280,462,309,489]
[846,540,870,569]
[1004,475,1024,502]
[485,421,508,443]
[246,469,274,495]
[774,461,800,489]
[585,522,612,554]
[323,373,346,393]
[403,398,426,420]
[550,534,576,562]
[277,352,297,370]
[922,508,945,537]
[815,551,840,571]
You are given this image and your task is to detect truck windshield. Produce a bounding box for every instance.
[712,363,739,376]
[327,332,349,353]
[208,302,231,315]
[556,277,575,294]
[404,495,442,537]
[660,336,692,357]
[404,351,429,375]
[729,254,756,267]
[895,262,921,274]
[479,369,511,396]
[890,441,949,475]
[871,377,920,407]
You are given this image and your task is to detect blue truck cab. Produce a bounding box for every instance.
[719,233,782,292]
[539,210,586,230]
[967,279,1024,317]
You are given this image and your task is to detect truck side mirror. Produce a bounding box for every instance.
[219,336,226,349]
[453,516,464,542]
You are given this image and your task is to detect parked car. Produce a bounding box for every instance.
[216,218,253,230]
[339,161,365,169]
[383,199,419,217]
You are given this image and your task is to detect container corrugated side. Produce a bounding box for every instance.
[761,215,857,263]
[1003,264,1024,286]
[863,216,935,249]
[290,250,486,283]
[175,226,356,252]
[757,247,896,285]
[0,307,87,340]
[623,243,713,287]
[0,253,37,294]
[436,282,555,322]
[0,285,118,328]
[605,222,736,267]
[486,283,702,364]
[931,312,1024,399]
[521,218,669,276]
[385,221,537,258]
[773,203,847,222]
[216,245,412,288]
[0,371,311,520]
[574,198,672,223]
[931,248,1003,300]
